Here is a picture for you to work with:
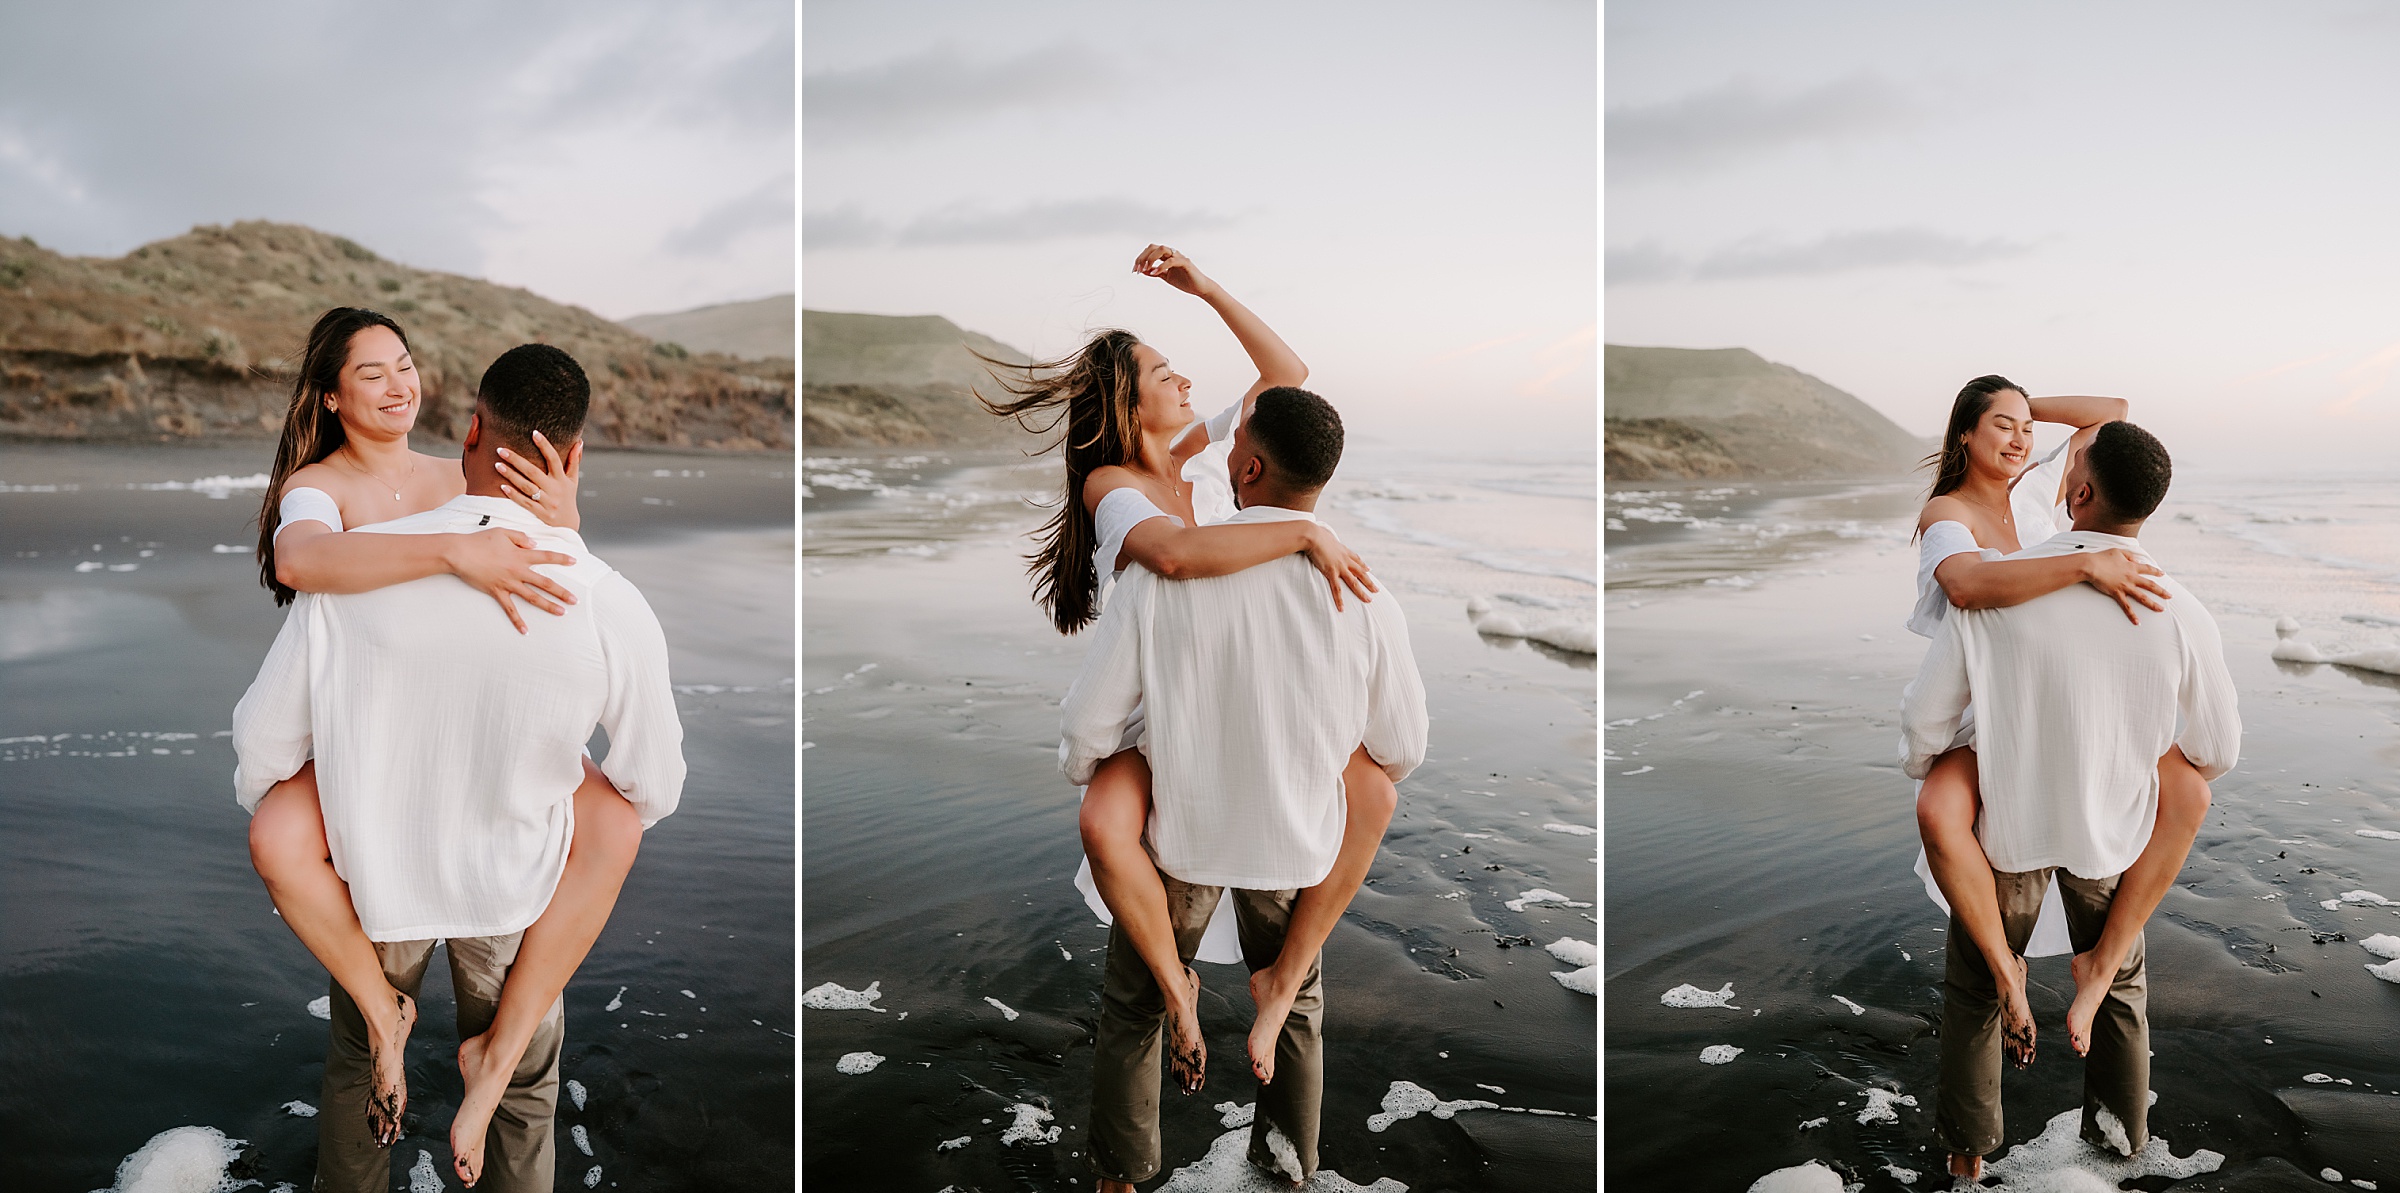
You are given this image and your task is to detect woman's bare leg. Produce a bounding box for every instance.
[2065,747,2210,1056]
[1919,747,2036,1067]
[451,760,642,1186]
[249,762,417,1146]
[1247,747,1398,1084]
[1081,749,1207,1094]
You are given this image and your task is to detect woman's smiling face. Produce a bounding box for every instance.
[326,324,419,438]
[1129,341,1193,434]
[1963,387,2033,480]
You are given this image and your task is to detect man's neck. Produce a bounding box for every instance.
[2067,516,2142,538]
[459,452,507,499]
[1235,486,1318,514]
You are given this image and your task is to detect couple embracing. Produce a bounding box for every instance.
[231,308,683,1189]
[983,247,1429,1189]
[1898,378,2241,1179]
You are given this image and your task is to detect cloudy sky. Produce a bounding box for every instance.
[1609,0,2400,472]
[0,1,790,321]
[802,0,1597,453]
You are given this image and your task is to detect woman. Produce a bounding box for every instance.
[982,246,1390,1092]
[1909,375,2214,1097]
[244,307,643,1186]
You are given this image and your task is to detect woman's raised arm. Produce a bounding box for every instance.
[2025,394,2128,429]
[1136,246,1307,430]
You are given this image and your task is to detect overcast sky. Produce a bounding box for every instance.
[0,0,790,321]
[1609,0,2400,473]
[801,0,1597,454]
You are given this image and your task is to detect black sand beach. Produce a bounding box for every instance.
[0,442,795,1192]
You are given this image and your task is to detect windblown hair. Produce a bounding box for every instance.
[1246,386,1344,492]
[2083,420,2172,522]
[975,328,1147,634]
[477,343,590,453]
[1923,374,2026,499]
[255,307,412,607]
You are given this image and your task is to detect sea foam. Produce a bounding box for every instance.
[94,1126,245,1193]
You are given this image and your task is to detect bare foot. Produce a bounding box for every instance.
[1998,955,2035,1070]
[450,1030,521,1187]
[2066,947,2115,1057]
[1164,966,1206,1095]
[1097,1180,1137,1193]
[1948,1152,1984,1183]
[1246,963,1304,1085]
[366,990,417,1148]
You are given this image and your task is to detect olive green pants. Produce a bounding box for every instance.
[313,933,562,1193]
[1089,876,1324,1185]
[1937,867,2149,1159]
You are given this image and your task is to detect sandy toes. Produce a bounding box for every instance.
[1166,966,1207,1095]
[367,991,417,1148]
[2066,948,2113,1056]
[450,1031,518,1186]
[1999,955,2036,1069]
[1247,964,1304,1085]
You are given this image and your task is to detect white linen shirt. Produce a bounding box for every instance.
[1059,505,1430,890]
[232,494,685,941]
[1901,530,2240,878]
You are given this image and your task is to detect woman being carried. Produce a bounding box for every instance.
[982,246,1388,1093]
[244,307,644,1186]
[1908,375,2214,1117]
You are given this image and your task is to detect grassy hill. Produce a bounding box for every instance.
[800,309,1041,448]
[622,294,793,361]
[1605,345,1928,483]
[0,222,791,450]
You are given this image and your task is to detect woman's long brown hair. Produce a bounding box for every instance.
[1922,374,2024,500]
[254,307,410,606]
[976,328,1146,634]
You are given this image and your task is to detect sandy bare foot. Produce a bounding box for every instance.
[366,990,417,1148]
[1948,1152,1984,1184]
[1999,955,2035,1070]
[450,1030,520,1187]
[2066,947,2115,1057]
[1165,966,1206,1095]
[1246,963,1304,1085]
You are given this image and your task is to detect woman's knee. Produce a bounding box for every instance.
[1917,753,1980,839]
[2159,756,2212,823]
[1343,752,1398,825]
[1081,753,1151,851]
[248,786,326,876]
[575,782,645,867]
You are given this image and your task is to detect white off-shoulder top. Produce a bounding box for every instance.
[276,486,345,538]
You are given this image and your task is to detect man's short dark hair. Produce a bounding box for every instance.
[476,343,589,451]
[2085,420,2171,522]
[1247,386,1343,492]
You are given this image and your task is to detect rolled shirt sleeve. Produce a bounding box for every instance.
[2171,599,2242,781]
[1901,613,1973,780]
[1362,587,1429,783]
[590,572,687,827]
[1059,568,1150,786]
[231,599,317,814]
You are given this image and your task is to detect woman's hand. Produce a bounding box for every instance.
[1301,522,1377,611]
[495,431,582,530]
[2083,548,2170,623]
[445,528,579,634]
[1134,244,1218,300]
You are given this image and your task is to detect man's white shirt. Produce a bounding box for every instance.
[232,495,685,941]
[1059,505,1429,891]
[1902,529,2241,878]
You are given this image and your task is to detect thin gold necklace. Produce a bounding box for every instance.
[340,448,414,502]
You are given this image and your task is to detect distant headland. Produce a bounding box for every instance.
[1605,345,1930,485]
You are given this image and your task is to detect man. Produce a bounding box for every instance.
[1902,421,2239,1179]
[233,344,684,1192]
[1059,386,1430,1190]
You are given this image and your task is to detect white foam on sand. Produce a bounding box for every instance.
[1882,1163,1919,1185]
[1798,1117,1829,1130]
[1216,1101,1256,1128]
[1661,983,1740,1009]
[567,1078,587,1110]
[2369,958,2400,985]
[2338,890,2395,907]
[1156,1125,1409,1192]
[280,1100,316,1117]
[1832,995,1867,1016]
[1546,938,1596,967]
[96,1126,246,1193]
[583,1165,601,1188]
[1541,822,1596,836]
[2357,829,2400,841]
[1505,888,1592,912]
[984,996,1020,1021]
[801,980,886,1012]
[571,1124,592,1155]
[1855,1088,1917,1125]
[836,1051,886,1074]
[1464,596,1596,655]
[2360,934,2400,959]
[937,1136,970,1151]
[409,1150,443,1193]
[999,1103,1059,1146]
[1744,1160,1847,1193]
[1366,1081,1499,1131]
[306,996,331,1020]
[1700,1045,1743,1065]
[603,986,624,1012]
[1980,1106,2222,1190]
[1551,967,1598,995]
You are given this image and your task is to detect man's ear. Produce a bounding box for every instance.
[2067,479,2094,513]
[1235,452,1264,488]
[462,412,482,450]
